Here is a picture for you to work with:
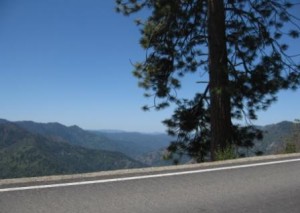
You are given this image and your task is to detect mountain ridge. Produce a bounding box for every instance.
[11,120,173,164]
[0,122,144,179]
[1,118,299,179]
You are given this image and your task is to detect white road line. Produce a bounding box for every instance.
[1,158,300,193]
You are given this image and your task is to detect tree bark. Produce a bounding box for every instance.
[207,0,232,161]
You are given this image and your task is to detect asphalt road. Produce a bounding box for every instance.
[1,155,300,213]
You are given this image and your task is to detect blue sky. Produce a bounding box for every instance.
[0,0,299,132]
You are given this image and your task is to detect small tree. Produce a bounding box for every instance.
[116,0,300,162]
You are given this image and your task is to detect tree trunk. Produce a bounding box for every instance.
[207,0,232,161]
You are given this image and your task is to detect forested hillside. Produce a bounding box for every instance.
[15,120,172,162]
[254,121,300,154]
[0,122,143,179]
[1,118,299,179]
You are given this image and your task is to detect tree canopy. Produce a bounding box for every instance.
[116,0,300,162]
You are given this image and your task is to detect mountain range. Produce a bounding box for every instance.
[0,121,143,179]
[0,118,299,179]
[0,118,173,179]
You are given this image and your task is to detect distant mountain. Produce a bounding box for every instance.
[2,118,297,176]
[16,121,171,158]
[0,122,143,179]
[0,119,9,124]
[92,131,172,158]
[15,121,116,151]
[254,121,297,154]
[5,119,173,167]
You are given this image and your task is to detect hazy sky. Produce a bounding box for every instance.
[1,0,300,132]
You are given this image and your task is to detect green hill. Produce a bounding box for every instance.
[15,120,117,151]
[254,121,298,154]
[2,119,174,167]
[0,123,143,179]
[13,120,173,164]
[2,118,298,172]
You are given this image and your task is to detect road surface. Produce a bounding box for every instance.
[1,154,300,213]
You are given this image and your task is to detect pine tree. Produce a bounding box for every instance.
[116,0,300,162]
